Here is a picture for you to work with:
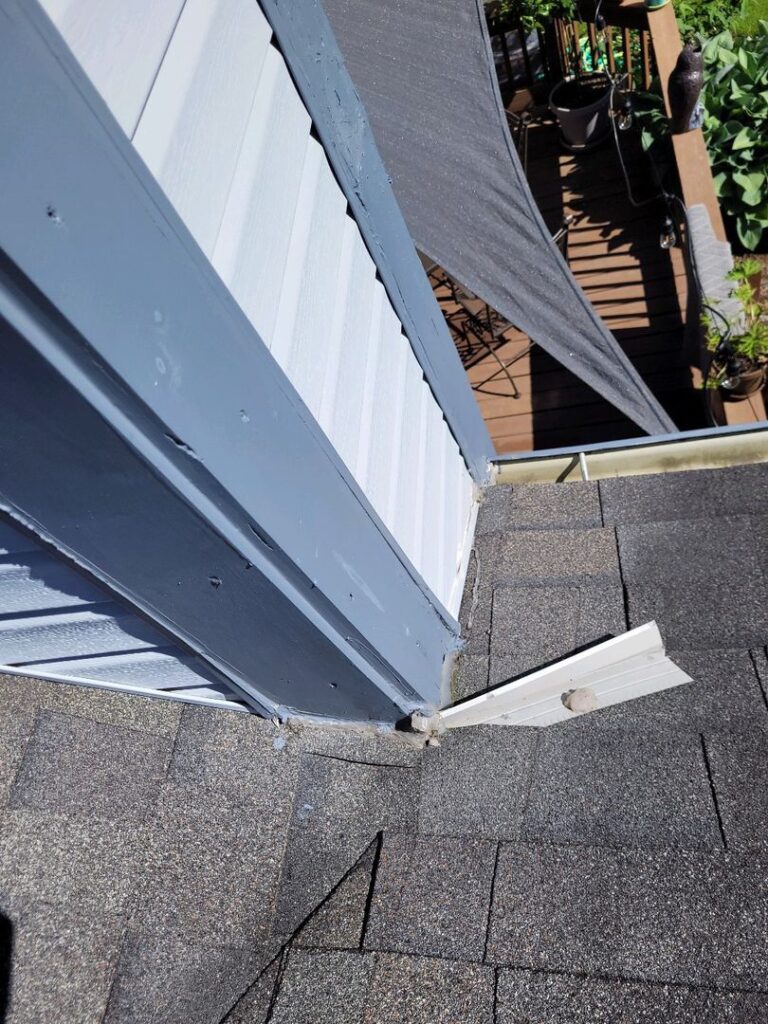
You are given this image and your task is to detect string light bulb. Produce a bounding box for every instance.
[659,215,677,249]
[617,96,634,131]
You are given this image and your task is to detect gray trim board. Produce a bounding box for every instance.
[0,0,461,719]
[257,0,495,483]
[0,262,410,722]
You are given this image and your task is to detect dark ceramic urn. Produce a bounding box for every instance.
[668,42,704,134]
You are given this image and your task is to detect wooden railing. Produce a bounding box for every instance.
[552,15,654,91]
[486,0,726,243]
[485,6,554,95]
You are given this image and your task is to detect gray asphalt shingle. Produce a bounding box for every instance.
[269,950,373,1024]
[476,481,601,535]
[489,582,626,684]
[291,721,423,767]
[599,464,768,526]
[132,782,289,947]
[705,731,768,850]
[487,842,768,988]
[276,755,415,937]
[0,672,182,737]
[484,527,621,587]
[496,968,713,1023]
[627,578,768,649]
[461,569,493,656]
[102,929,266,1024]
[750,646,768,701]
[6,901,125,1024]
[617,516,768,584]
[296,842,376,950]
[10,710,171,819]
[0,810,145,916]
[224,957,281,1024]
[364,833,496,961]
[367,954,495,1023]
[0,708,33,805]
[524,727,722,849]
[451,652,489,702]
[419,726,536,840]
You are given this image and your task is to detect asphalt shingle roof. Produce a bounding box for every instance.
[1,461,767,1021]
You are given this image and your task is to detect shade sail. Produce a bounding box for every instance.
[320,0,676,436]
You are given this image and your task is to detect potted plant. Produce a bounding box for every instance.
[549,72,613,150]
[703,258,768,399]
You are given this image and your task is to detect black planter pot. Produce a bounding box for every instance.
[549,74,612,151]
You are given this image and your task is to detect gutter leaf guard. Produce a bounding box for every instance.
[320,0,676,437]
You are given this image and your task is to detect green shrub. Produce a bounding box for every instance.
[675,0,741,41]
[732,0,768,36]
[486,0,574,32]
[702,27,768,250]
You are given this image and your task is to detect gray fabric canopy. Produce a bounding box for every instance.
[321,0,676,436]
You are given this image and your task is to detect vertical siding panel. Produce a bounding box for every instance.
[280,150,349,420]
[323,233,378,471]
[212,52,312,347]
[420,402,448,606]
[443,428,470,614]
[393,360,429,572]
[360,310,408,526]
[452,457,476,615]
[40,0,186,135]
[132,0,271,255]
[353,281,386,486]
[317,218,357,433]
[269,141,323,370]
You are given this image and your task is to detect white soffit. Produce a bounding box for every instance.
[416,622,692,730]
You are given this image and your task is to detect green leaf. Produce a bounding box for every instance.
[737,216,765,250]
[733,126,757,149]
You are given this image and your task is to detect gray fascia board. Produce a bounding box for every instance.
[0,0,457,713]
[0,266,416,722]
[257,0,494,484]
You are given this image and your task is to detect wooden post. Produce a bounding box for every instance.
[622,27,634,88]
[606,27,616,75]
[571,20,582,74]
[641,29,652,90]
[587,22,599,70]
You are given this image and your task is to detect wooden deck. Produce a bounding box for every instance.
[455,116,706,453]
